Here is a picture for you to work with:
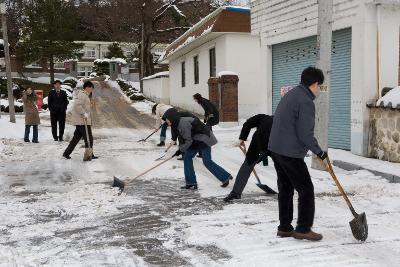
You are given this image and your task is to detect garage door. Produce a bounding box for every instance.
[272,28,352,150]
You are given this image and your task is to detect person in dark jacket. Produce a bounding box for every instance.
[164,108,232,189]
[268,66,327,242]
[193,93,219,130]
[224,114,273,202]
[48,80,69,141]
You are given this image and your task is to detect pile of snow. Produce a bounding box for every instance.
[217,70,238,77]
[376,86,400,108]
[142,71,169,81]
[94,58,127,65]
[131,100,155,114]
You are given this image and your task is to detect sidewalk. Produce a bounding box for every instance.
[329,148,400,183]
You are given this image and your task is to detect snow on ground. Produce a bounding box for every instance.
[1,97,400,265]
[131,100,155,114]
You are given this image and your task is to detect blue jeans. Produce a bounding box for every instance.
[183,146,231,185]
[160,122,168,142]
[24,125,38,142]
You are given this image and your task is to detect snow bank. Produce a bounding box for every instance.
[0,117,25,139]
[131,100,154,114]
[376,86,400,108]
[142,71,169,80]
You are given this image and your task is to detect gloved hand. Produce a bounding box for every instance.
[317,151,328,160]
[173,150,182,157]
[83,112,89,119]
[257,151,269,166]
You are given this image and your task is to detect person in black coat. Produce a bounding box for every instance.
[48,80,69,141]
[193,93,219,130]
[224,114,273,202]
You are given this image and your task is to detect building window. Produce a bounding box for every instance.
[84,47,96,58]
[181,61,186,87]
[209,47,216,77]
[194,55,199,84]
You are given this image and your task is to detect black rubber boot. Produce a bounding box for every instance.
[181,184,198,190]
[157,141,165,147]
[223,191,241,202]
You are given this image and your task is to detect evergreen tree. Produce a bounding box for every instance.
[105,42,126,59]
[16,0,83,84]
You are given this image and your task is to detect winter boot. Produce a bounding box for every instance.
[92,155,99,159]
[157,141,165,147]
[24,139,30,143]
[63,153,71,160]
[221,176,233,187]
[277,230,294,238]
[223,191,241,202]
[293,231,323,241]
[181,184,198,190]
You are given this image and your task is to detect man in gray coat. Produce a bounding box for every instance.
[164,108,232,189]
[269,67,327,241]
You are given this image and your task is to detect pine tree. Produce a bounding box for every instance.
[105,42,125,59]
[16,0,83,84]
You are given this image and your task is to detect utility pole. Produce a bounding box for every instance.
[311,0,333,170]
[139,1,146,93]
[1,3,15,123]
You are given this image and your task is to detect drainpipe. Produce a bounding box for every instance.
[376,3,381,99]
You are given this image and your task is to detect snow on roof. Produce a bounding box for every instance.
[163,6,251,61]
[376,86,400,108]
[218,71,238,77]
[94,58,127,65]
[142,71,169,81]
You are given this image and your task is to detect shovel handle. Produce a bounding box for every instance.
[139,126,161,142]
[125,155,175,185]
[238,144,262,183]
[83,118,91,150]
[321,156,358,217]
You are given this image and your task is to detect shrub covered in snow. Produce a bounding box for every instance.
[116,78,145,101]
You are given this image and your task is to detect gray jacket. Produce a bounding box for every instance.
[268,84,322,159]
[177,117,218,152]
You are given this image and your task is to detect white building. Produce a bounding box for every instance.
[162,6,263,118]
[251,0,400,156]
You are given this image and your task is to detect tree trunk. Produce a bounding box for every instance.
[49,56,55,85]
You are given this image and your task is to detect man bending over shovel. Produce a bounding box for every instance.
[224,114,275,202]
[163,109,232,189]
[269,67,327,241]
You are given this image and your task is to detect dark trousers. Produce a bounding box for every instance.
[232,160,257,195]
[206,116,219,131]
[24,125,38,142]
[50,111,66,139]
[270,152,315,233]
[64,125,93,156]
[160,122,168,142]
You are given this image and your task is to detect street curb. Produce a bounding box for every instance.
[332,160,400,183]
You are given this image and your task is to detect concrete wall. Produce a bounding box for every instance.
[143,77,170,104]
[368,107,400,163]
[251,0,400,156]
[169,33,263,118]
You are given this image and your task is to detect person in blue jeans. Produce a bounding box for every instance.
[163,108,232,189]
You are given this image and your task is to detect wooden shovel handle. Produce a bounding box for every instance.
[125,155,175,185]
[321,156,358,217]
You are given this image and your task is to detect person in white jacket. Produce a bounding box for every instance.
[152,103,174,146]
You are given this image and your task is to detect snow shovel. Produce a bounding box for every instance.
[137,126,162,142]
[238,144,277,194]
[112,155,175,193]
[83,118,92,162]
[321,156,368,241]
[155,142,175,161]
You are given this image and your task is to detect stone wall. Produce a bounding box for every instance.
[368,106,400,162]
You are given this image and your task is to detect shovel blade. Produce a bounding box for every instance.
[112,176,125,192]
[349,212,368,241]
[83,149,92,161]
[256,183,278,194]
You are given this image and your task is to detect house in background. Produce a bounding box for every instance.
[161,6,264,118]
[251,0,400,156]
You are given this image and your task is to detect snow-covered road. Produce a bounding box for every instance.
[1,82,400,266]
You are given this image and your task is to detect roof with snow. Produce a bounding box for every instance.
[162,6,251,62]
[142,71,169,81]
